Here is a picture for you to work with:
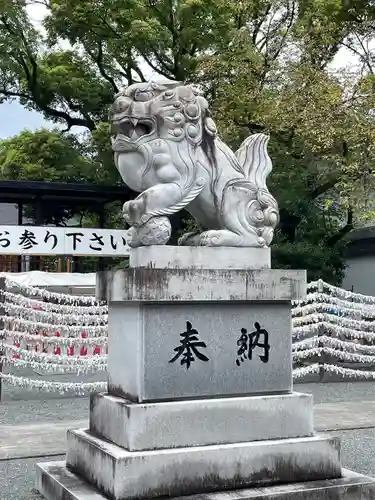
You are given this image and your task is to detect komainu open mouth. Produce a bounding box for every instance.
[112,118,154,140]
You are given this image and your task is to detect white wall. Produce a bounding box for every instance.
[342,256,375,295]
[0,203,18,225]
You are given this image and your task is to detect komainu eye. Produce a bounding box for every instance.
[164,90,175,100]
[134,90,154,102]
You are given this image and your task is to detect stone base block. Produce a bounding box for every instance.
[107,301,294,402]
[128,246,271,270]
[98,268,306,303]
[36,463,375,500]
[66,430,341,499]
[89,392,314,451]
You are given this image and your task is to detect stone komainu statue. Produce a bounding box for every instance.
[110,80,279,248]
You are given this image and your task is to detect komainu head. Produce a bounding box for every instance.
[110,80,218,153]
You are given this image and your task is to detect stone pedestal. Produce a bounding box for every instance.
[36,247,375,499]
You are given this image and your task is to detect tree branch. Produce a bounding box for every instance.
[0,88,30,100]
[84,40,119,93]
[326,208,354,246]
[131,62,147,83]
[141,53,173,79]
[309,177,339,200]
[343,35,374,75]
[1,87,95,130]
[234,119,265,132]
[0,14,95,130]
[251,3,272,45]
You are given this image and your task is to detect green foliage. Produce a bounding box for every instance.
[2,0,375,280]
[0,129,121,225]
[272,241,346,285]
[0,129,94,182]
[0,128,122,185]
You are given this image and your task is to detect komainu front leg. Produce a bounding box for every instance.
[179,229,264,247]
[123,183,184,226]
[198,229,265,247]
[123,183,184,248]
[199,230,242,247]
[178,231,201,246]
[124,178,205,247]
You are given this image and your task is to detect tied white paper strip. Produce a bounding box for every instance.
[292,312,375,333]
[4,302,108,326]
[2,343,108,365]
[307,279,375,305]
[4,277,106,305]
[293,322,375,341]
[293,363,375,381]
[293,292,375,315]
[2,328,108,345]
[2,290,108,315]
[2,356,107,374]
[293,335,375,355]
[292,301,375,320]
[0,315,108,336]
[293,347,375,364]
[0,278,110,391]
[0,372,107,394]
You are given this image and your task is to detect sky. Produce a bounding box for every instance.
[0,4,362,140]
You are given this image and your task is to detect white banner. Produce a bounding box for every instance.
[0,226,131,256]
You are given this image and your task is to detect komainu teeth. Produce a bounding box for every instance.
[131,118,139,127]
[131,129,138,140]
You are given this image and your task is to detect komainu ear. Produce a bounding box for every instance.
[204,115,217,138]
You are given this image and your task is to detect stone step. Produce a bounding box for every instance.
[36,462,375,500]
[66,429,342,500]
[89,392,314,451]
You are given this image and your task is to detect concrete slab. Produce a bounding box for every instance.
[314,400,375,432]
[89,392,314,451]
[66,430,341,499]
[3,400,375,461]
[0,419,86,460]
[36,463,375,500]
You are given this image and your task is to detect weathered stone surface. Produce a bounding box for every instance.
[129,246,271,270]
[89,392,314,451]
[96,268,306,302]
[107,301,293,402]
[66,430,341,499]
[110,82,279,249]
[35,463,375,500]
[36,461,105,500]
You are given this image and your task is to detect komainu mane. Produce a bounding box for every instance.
[110,80,279,248]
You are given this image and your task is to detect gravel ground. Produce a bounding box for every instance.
[1,454,64,500]
[1,365,106,402]
[297,381,375,404]
[3,427,375,500]
[2,380,375,426]
[0,397,89,425]
[3,381,375,499]
[334,427,375,477]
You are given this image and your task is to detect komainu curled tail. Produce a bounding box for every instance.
[235,133,280,246]
[214,133,279,248]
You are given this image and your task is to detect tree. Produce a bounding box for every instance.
[195,1,375,282]
[0,129,97,183]
[2,0,375,282]
[0,128,122,225]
